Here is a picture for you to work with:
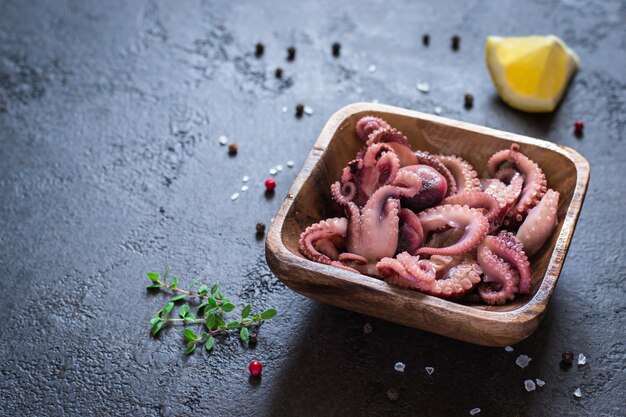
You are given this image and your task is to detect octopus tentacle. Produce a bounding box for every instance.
[516,189,560,257]
[416,205,489,256]
[299,218,348,265]
[478,231,531,294]
[437,155,481,194]
[367,127,418,166]
[415,150,457,196]
[482,171,524,228]
[477,243,520,305]
[356,116,390,142]
[441,192,500,231]
[487,143,547,224]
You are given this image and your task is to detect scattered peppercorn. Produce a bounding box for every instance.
[464,93,474,109]
[574,120,584,135]
[264,178,276,192]
[287,46,296,61]
[248,332,258,345]
[228,143,238,155]
[332,42,341,57]
[249,360,263,377]
[255,42,264,58]
[451,35,460,51]
[256,222,266,235]
[422,34,430,46]
[159,207,165,214]
[295,103,304,118]
[275,67,283,79]
[386,388,400,401]
[562,351,574,366]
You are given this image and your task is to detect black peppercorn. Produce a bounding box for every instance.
[256,222,266,235]
[228,143,238,156]
[451,35,460,51]
[295,103,304,118]
[422,34,430,46]
[275,67,283,79]
[561,351,574,366]
[332,42,341,57]
[287,46,296,61]
[255,42,264,57]
[464,93,474,109]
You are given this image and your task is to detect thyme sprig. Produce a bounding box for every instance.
[147,270,277,354]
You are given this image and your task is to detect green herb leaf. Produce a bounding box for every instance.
[184,328,199,342]
[147,272,160,282]
[162,302,174,316]
[198,285,209,297]
[252,314,260,321]
[206,312,216,330]
[261,308,277,320]
[241,304,252,319]
[205,336,215,351]
[184,315,196,324]
[168,277,179,290]
[221,302,236,313]
[151,320,165,336]
[227,320,240,330]
[215,314,225,329]
[178,305,190,317]
[215,290,224,299]
[146,283,161,289]
[210,284,219,295]
[207,297,218,309]
[184,341,197,355]
[189,278,199,290]
[239,327,249,341]
[171,294,186,302]
[150,316,160,326]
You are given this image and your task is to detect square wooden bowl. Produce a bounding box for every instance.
[266,103,590,346]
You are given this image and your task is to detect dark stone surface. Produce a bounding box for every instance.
[0,1,624,416]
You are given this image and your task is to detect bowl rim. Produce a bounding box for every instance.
[267,102,590,328]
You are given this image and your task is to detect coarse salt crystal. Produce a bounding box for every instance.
[269,168,277,175]
[230,192,239,201]
[241,185,249,192]
[578,353,587,365]
[573,387,582,398]
[469,408,481,415]
[434,106,443,115]
[218,135,228,145]
[282,106,288,113]
[287,160,295,168]
[416,82,430,93]
[516,354,532,368]
[394,362,405,372]
[505,346,514,352]
[276,165,283,172]
[368,64,377,73]
[425,367,434,375]
[524,379,536,392]
[303,106,314,115]
[536,378,545,387]
[363,323,373,334]
[242,175,250,182]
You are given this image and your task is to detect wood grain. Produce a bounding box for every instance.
[266,102,590,346]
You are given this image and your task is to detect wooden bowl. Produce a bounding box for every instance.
[266,103,590,346]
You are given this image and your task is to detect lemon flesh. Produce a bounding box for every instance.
[486,35,579,112]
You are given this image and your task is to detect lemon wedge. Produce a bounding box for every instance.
[486,35,579,112]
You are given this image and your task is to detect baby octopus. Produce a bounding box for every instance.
[299,116,560,305]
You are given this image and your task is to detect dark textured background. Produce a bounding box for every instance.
[0,1,624,416]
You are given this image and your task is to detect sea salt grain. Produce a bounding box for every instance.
[241,185,249,192]
[416,82,430,93]
[434,106,443,115]
[242,175,250,182]
[282,106,288,113]
[230,192,239,201]
[276,165,283,172]
[425,367,434,375]
[368,64,377,73]
[269,168,277,175]
[516,354,532,368]
[505,346,514,352]
[218,135,228,145]
[304,106,314,115]
[394,362,405,372]
[524,379,536,392]
[573,387,582,398]
[536,378,545,387]
[578,353,587,365]
[287,160,295,168]
[469,408,481,415]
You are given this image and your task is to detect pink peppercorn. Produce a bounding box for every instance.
[249,360,263,376]
[574,120,584,134]
[265,178,276,191]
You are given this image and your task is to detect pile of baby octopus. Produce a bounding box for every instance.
[298,116,560,305]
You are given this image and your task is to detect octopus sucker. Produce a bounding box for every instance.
[299,117,559,305]
[437,155,481,194]
[516,189,560,257]
[416,205,489,256]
